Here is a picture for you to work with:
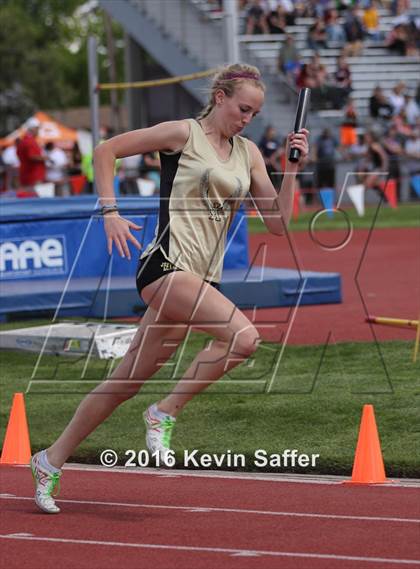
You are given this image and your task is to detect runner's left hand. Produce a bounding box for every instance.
[286,128,309,168]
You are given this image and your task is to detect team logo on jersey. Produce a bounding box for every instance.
[200,168,243,222]
[160,261,176,272]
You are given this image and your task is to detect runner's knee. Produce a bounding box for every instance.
[231,327,261,358]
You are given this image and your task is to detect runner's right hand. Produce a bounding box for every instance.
[103,214,142,260]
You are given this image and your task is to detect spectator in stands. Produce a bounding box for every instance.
[335,2,357,15]
[296,64,317,89]
[81,149,94,193]
[304,0,328,19]
[258,125,284,182]
[276,0,296,26]
[404,124,420,160]
[81,129,121,194]
[340,97,359,148]
[343,97,358,123]
[16,117,46,190]
[391,0,411,17]
[296,54,326,91]
[299,54,347,110]
[386,22,417,55]
[348,132,368,161]
[44,141,69,196]
[391,108,414,137]
[139,151,161,191]
[404,94,420,125]
[369,85,394,121]
[325,8,346,46]
[388,81,407,115]
[245,0,269,34]
[405,18,420,56]
[278,34,301,81]
[308,53,328,86]
[343,6,365,56]
[293,1,309,18]
[386,23,405,55]
[383,125,404,195]
[68,142,82,176]
[334,55,352,96]
[311,53,349,109]
[307,17,328,50]
[356,130,389,195]
[315,128,339,192]
[363,0,382,42]
[1,140,20,191]
[267,10,287,34]
[119,155,141,195]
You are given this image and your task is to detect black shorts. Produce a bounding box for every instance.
[136,247,220,300]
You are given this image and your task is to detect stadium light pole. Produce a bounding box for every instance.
[224,0,239,63]
[88,35,100,150]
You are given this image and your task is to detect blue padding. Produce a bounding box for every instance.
[411,175,420,198]
[219,267,341,309]
[0,198,248,289]
[0,267,341,317]
[319,188,335,218]
[0,197,342,317]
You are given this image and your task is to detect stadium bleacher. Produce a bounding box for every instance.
[196,2,420,120]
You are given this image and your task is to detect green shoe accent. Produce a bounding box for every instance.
[48,472,61,497]
[160,417,176,449]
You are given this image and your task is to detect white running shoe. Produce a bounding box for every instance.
[143,405,176,467]
[31,451,62,514]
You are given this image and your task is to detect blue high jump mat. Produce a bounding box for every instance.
[0,267,341,319]
[0,197,341,319]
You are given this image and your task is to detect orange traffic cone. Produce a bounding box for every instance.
[344,404,389,485]
[379,179,398,209]
[0,393,31,465]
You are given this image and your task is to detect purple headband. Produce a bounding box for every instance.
[223,71,261,81]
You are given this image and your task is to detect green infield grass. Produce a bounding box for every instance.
[1,321,419,477]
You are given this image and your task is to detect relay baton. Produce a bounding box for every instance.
[288,88,311,163]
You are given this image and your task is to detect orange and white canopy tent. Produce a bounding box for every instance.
[0,112,78,150]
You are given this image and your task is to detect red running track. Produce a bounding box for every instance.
[246,227,420,344]
[1,465,420,569]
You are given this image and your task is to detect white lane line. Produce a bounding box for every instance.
[1,494,418,524]
[0,534,419,565]
[10,463,420,487]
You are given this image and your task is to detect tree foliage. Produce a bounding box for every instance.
[0,0,124,136]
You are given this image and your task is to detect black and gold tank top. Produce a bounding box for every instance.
[140,118,251,283]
